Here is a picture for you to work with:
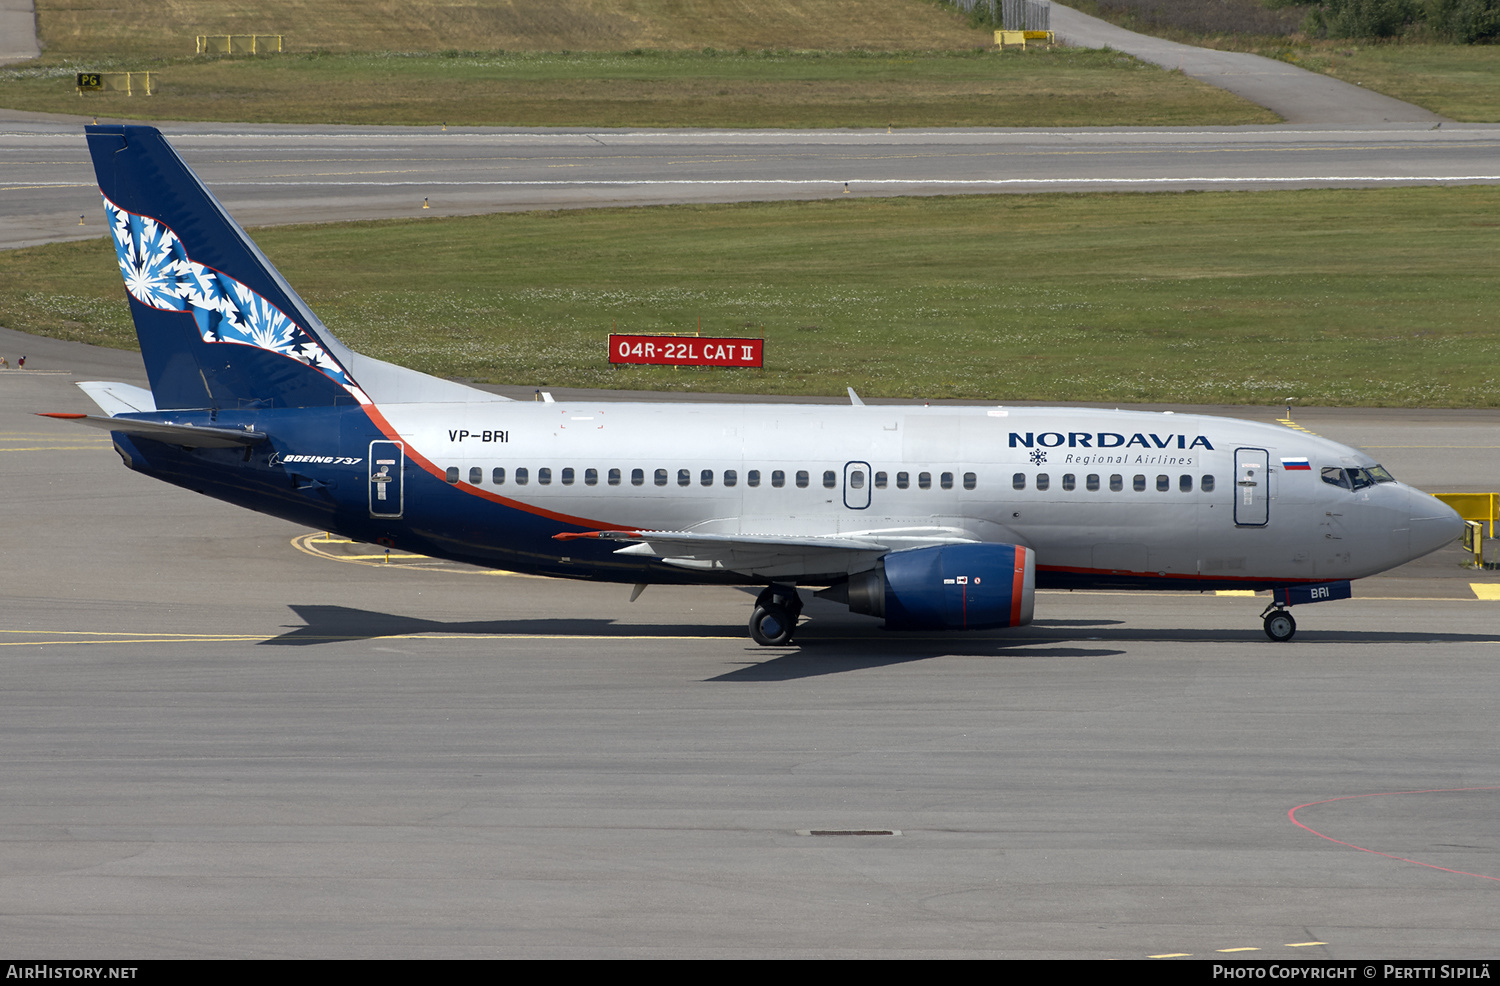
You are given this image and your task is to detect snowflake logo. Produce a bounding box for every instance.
[1029,449,1047,466]
[100,194,359,394]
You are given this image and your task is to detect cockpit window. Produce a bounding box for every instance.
[1325,465,1396,491]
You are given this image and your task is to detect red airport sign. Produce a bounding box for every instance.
[609,334,763,368]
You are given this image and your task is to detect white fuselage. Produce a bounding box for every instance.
[374,401,1456,587]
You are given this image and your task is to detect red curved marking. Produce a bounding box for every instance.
[1288,787,1500,882]
[37,412,87,419]
[359,404,622,532]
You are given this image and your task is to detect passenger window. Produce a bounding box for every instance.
[561,467,574,486]
[748,470,761,487]
[701,469,713,487]
[468,466,482,485]
[654,468,667,487]
[1086,474,1099,492]
[724,469,738,487]
[1110,474,1123,492]
[1156,474,1168,492]
[608,468,620,486]
[445,466,459,484]
[875,471,888,489]
[940,471,953,490]
[584,468,597,486]
[492,467,505,485]
[1013,473,1026,491]
[772,470,785,488]
[823,470,836,489]
[897,472,910,490]
[849,470,865,490]
[1133,474,1146,492]
[515,467,529,486]
[918,472,931,490]
[796,470,809,488]
[677,469,690,487]
[1061,473,1075,492]
[963,472,976,491]
[1179,474,1192,492]
[539,468,552,485]
[631,468,644,487]
[1201,474,1215,493]
[1035,473,1049,492]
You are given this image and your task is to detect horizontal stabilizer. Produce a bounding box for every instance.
[76,381,157,416]
[37,413,267,448]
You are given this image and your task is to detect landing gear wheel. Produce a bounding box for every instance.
[1263,609,1297,642]
[749,604,795,646]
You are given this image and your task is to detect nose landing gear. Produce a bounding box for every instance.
[749,583,802,646]
[1257,581,1352,642]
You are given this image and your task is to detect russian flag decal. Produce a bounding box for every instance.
[1281,457,1312,471]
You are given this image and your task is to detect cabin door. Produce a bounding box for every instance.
[1234,447,1269,527]
[369,440,405,519]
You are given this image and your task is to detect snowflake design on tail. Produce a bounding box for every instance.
[103,194,361,396]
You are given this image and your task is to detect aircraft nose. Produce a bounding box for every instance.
[1408,490,1466,558]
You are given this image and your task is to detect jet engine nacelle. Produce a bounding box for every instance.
[840,543,1035,630]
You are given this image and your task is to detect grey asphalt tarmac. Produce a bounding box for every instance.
[2,331,1498,959]
[0,1,38,66]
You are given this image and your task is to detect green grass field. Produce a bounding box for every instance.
[6,188,1497,407]
[0,47,1272,128]
[0,0,1273,127]
[29,0,998,57]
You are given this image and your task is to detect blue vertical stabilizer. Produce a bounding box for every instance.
[86,125,366,410]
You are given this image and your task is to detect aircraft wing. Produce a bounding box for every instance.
[37,413,267,448]
[555,528,980,579]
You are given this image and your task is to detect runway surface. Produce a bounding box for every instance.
[4,119,1499,250]
[2,332,1498,958]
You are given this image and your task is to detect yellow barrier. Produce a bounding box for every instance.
[1434,492,1498,538]
[76,72,152,96]
[196,34,283,55]
[994,30,1055,48]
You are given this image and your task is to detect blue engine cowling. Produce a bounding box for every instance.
[837,543,1035,631]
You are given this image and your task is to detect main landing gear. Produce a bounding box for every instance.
[1261,605,1297,643]
[749,583,802,646]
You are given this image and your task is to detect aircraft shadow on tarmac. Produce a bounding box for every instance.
[262,604,745,645]
[261,604,1500,681]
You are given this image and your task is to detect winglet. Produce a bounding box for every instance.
[847,387,864,406]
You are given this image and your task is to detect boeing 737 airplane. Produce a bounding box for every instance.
[48,125,1464,645]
